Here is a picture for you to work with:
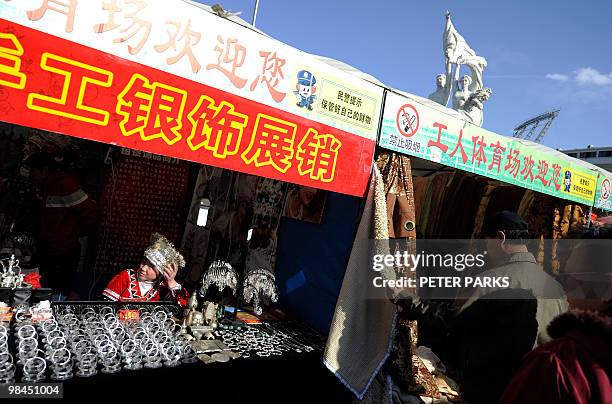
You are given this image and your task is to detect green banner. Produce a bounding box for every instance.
[379,91,598,205]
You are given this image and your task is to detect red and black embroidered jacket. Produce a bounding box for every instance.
[103,268,190,307]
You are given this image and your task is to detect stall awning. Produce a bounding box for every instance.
[0,0,384,197]
[378,89,605,206]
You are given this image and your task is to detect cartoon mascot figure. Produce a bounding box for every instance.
[564,170,572,193]
[295,70,316,110]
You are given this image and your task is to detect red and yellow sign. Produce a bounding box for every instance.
[0,20,374,196]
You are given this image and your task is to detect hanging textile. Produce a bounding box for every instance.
[421,172,454,238]
[376,152,437,397]
[324,166,396,399]
[182,167,286,286]
[436,174,488,239]
[412,176,429,231]
[244,178,287,275]
[93,151,191,275]
[517,191,588,275]
[375,152,417,239]
[471,185,495,239]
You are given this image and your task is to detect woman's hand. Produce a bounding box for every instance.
[162,262,179,289]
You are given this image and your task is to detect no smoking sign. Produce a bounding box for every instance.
[601,178,611,201]
[396,104,420,138]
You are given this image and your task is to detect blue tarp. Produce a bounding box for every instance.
[275,192,362,334]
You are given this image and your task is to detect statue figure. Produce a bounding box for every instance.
[435,11,489,120]
[443,12,487,93]
[427,73,452,106]
[452,71,473,110]
[460,88,492,127]
[427,11,490,116]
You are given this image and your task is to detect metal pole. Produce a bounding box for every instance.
[252,0,260,27]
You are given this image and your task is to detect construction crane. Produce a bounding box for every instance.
[513,110,560,144]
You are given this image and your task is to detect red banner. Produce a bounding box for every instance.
[0,20,374,196]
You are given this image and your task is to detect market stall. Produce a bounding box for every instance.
[0,0,386,394]
[323,87,612,403]
[378,89,605,273]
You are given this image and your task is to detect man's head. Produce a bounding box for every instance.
[563,225,612,310]
[481,211,529,262]
[436,74,446,88]
[137,258,160,282]
[22,153,56,185]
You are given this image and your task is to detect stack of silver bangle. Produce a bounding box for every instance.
[214,323,316,359]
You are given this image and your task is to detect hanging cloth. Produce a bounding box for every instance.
[324,166,397,399]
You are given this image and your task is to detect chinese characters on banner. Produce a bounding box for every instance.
[1,0,382,146]
[379,92,598,205]
[0,19,373,196]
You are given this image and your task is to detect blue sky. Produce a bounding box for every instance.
[195,0,612,150]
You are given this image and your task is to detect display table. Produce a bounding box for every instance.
[1,301,352,402]
[60,350,351,401]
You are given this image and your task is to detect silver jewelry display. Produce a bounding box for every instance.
[0,325,14,384]
[49,347,73,381]
[213,322,318,359]
[0,255,25,289]
[7,304,197,381]
[22,356,46,382]
[200,260,238,296]
[2,303,325,381]
[242,268,279,316]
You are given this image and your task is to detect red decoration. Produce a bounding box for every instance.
[24,273,42,289]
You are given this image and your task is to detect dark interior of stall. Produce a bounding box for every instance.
[0,123,362,334]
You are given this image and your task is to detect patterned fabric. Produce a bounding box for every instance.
[93,153,190,275]
[437,173,489,239]
[375,152,417,239]
[377,152,439,399]
[387,317,440,399]
[519,191,588,275]
[103,268,189,307]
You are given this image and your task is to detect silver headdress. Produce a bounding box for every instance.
[143,233,185,274]
[200,260,238,296]
[242,268,278,315]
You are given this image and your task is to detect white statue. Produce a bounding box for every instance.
[443,11,487,93]
[452,70,473,110]
[428,73,452,106]
[441,11,488,118]
[460,88,492,127]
